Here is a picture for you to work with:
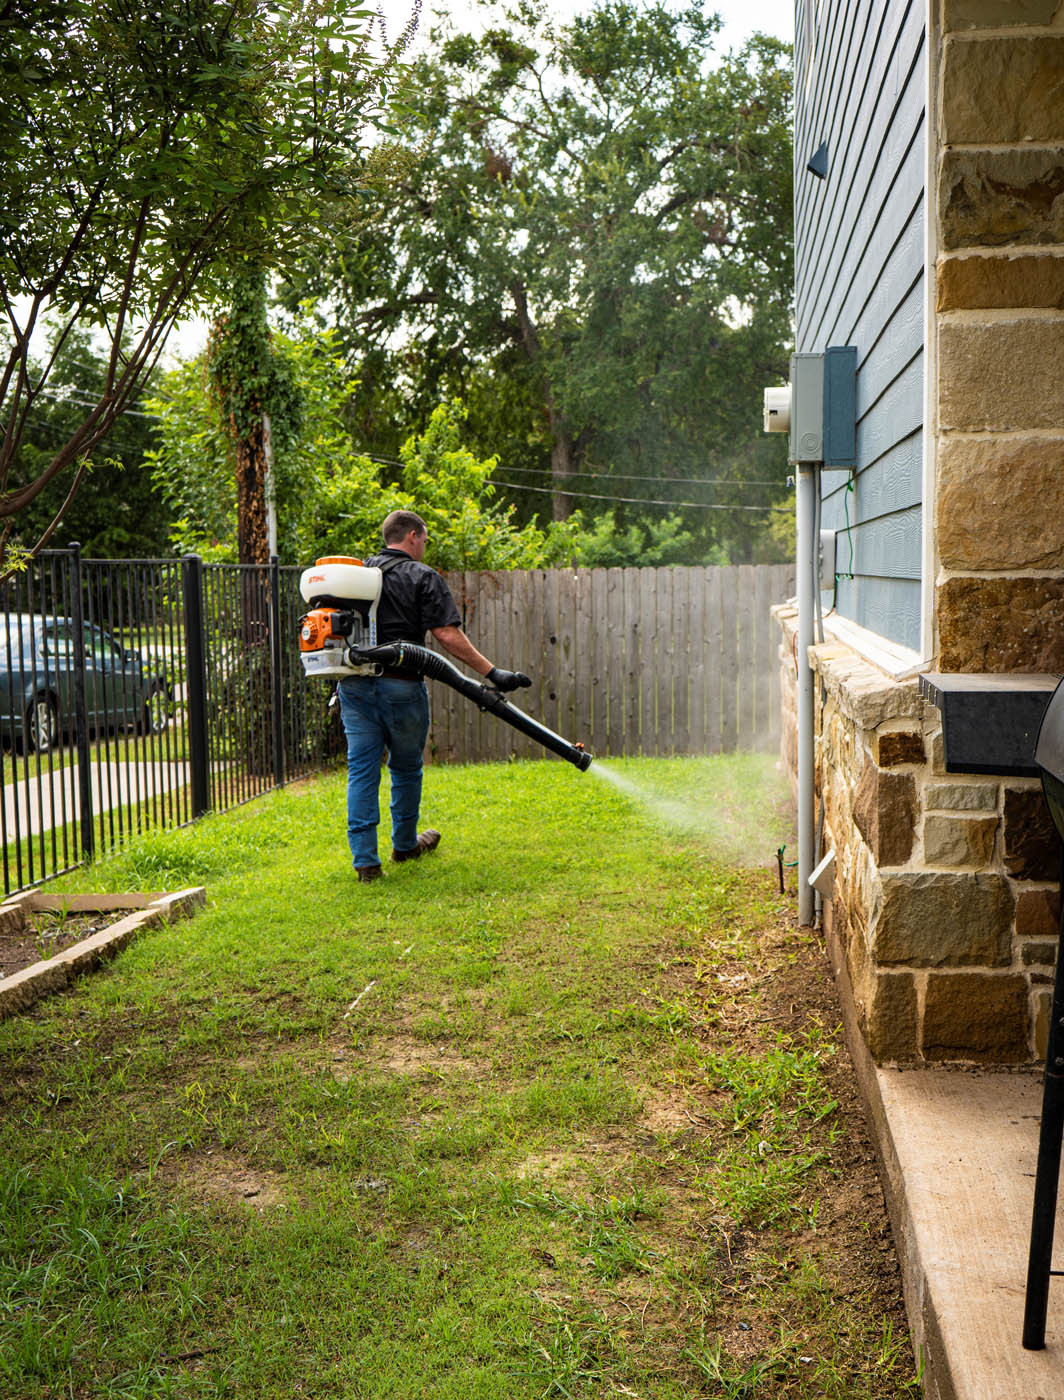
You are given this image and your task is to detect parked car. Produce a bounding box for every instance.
[0,614,171,753]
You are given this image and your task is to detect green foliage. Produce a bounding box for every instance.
[570,510,715,568]
[209,260,305,562]
[146,359,235,560]
[0,0,412,563]
[210,263,304,451]
[7,328,171,558]
[283,0,794,562]
[150,333,575,569]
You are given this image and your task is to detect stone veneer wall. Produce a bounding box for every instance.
[772,6,1064,1065]
[934,0,1064,670]
[775,604,1060,1064]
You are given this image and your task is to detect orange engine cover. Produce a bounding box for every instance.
[299,608,348,653]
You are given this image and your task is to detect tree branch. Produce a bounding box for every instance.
[353,292,439,326]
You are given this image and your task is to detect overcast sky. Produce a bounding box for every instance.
[169,0,794,359]
[381,0,794,53]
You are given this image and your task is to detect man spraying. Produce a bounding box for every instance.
[338,510,529,883]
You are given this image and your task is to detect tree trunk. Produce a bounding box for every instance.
[549,424,577,522]
[510,277,578,521]
[212,264,275,777]
[235,409,270,566]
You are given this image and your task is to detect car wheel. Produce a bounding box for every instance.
[140,683,169,735]
[27,694,59,754]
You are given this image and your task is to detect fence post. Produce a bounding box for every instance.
[269,555,285,789]
[182,554,210,819]
[67,543,94,861]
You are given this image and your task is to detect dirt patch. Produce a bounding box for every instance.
[370,1035,490,1080]
[323,1033,492,1084]
[0,910,117,979]
[156,1151,286,1212]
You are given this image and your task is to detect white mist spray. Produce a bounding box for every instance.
[586,757,793,870]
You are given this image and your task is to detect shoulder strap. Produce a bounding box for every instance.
[369,553,408,576]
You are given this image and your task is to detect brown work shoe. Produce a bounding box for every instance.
[357,865,383,883]
[392,829,441,863]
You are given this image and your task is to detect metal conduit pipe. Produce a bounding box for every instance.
[796,465,817,927]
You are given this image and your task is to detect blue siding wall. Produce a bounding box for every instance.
[794,0,926,651]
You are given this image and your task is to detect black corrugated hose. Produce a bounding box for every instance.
[349,642,593,771]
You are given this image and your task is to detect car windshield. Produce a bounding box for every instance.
[42,623,76,658]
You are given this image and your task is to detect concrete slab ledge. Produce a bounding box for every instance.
[0,888,206,1019]
[825,912,1064,1399]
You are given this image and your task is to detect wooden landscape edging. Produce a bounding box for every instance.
[0,888,206,1019]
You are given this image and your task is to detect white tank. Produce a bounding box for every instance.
[299,556,383,606]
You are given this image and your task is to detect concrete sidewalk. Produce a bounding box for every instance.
[873,1066,1062,1400]
[832,932,1064,1399]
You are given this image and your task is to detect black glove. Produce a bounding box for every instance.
[488,666,531,692]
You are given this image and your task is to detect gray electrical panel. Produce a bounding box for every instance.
[823,346,857,468]
[788,352,824,463]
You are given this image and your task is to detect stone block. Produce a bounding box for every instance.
[938,253,1064,312]
[1021,939,1058,967]
[931,730,947,776]
[809,643,924,728]
[938,435,1064,570]
[845,903,876,1017]
[865,970,919,1063]
[940,149,1064,250]
[1034,986,1053,1060]
[851,844,875,943]
[873,871,1014,967]
[1004,786,1059,880]
[923,814,998,867]
[924,782,998,813]
[945,0,1063,27]
[1015,887,1062,938]
[875,729,926,767]
[853,763,916,867]
[937,576,1064,673]
[0,905,25,937]
[939,318,1064,432]
[923,972,1030,1062]
[942,36,1064,145]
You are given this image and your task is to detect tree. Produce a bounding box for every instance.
[148,330,576,570]
[0,0,415,569]
[7,327,171,558]
[283,1,793,561]
[208,261,303,565]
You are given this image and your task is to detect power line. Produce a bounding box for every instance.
[8,418,143,467]
[492,463,787,489]
[32,390,159,420]
[487,478,791,513]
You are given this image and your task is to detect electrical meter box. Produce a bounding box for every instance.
[788,353,824,463]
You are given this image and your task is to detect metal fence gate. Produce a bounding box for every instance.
[0,549,335,896]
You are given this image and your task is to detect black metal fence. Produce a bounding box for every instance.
[0,548,336,896]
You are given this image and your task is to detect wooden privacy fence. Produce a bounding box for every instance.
[427,564,795,764]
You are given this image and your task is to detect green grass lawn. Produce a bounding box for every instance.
[0,753,918,1399]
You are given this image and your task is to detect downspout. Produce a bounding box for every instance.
[796,463,817,927]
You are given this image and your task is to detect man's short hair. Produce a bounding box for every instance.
[382,510,427,544]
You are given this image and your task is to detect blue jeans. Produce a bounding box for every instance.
[337,677,431,869]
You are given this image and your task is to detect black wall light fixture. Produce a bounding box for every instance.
[807,141,828,179]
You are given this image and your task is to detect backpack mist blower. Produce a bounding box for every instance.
[297,557,593,772]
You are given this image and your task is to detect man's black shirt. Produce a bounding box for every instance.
[365,548,461,647]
